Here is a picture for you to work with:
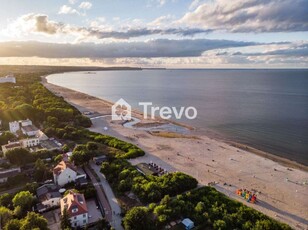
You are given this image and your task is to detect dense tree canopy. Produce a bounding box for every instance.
[19,212,48,230]
[0,193,13,208]
[3,219,21,230]
[0,132,16,145]
[123,207,154,230]
[5,148,34,166]
[101,159,198,203]
[124,187,291,230]
[12,191,34,214]
[0,206,13,227]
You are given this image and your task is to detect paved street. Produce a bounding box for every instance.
[89,161,123,230]
[85,162,123,230]
[0,186,23,195]
[84,166,112,222]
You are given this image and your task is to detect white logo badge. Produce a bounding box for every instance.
[112,98,132,120]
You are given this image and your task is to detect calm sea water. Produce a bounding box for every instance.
[47,69,308,165]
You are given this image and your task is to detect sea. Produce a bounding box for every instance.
[47,69,308,165]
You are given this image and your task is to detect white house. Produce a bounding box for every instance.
[2,138,41,154]
[0,75,16,84]
[53,161,78,187]
[60,190,88,228]
[9,121,20,134]
[9,119,40,137]
[36,184,62,213]
[20,137,40,148]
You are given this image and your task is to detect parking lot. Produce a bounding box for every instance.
[87,198,103,224]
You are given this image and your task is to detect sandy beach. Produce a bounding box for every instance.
[42,76,308,230]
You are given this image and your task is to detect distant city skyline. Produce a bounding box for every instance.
[0,0,307,68]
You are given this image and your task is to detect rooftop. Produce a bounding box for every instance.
[53,160,76,176]
[40,139,61,150]
[37,184,61,202]
[60,190,88,217]
[3,141,21,149]
[21,124,39,133]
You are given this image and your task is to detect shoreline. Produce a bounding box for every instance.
[226,141,308,172]
[43,75,308,172]
[42,74,308,229]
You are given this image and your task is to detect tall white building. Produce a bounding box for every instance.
[9,121,20,134]
[9,119,39,137]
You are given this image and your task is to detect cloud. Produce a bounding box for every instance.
[77,27,213,40]
[1,41,306,68]
[233,43,308,57]
[69,0,78,4]
[79,1,92,10]
[148,15,175,27]
[181,0,308,32]
[9,13,212,40]
[58,5,80,15]
[0,39,258,58]
[6,14,65,35]
[147,0,176,7]
[189,0,205,10]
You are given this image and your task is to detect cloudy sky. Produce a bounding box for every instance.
[0,0,307,68]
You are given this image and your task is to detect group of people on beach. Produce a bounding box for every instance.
[236,189,257,204]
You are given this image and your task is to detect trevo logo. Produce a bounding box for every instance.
[111,98,132,120]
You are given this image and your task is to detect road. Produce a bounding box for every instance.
[0,186,24,195]
[85,162,123,230]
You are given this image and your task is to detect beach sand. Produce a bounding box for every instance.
[42,77,308,229]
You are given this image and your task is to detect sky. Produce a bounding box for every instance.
[0,0,307,68]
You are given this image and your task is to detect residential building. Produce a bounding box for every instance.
[60,190,88,228]
[20,119,32,127]
[0,75,16,84]
[9,121,20,134]
[9,119,40,137]
[20,137,40,148]
[1,141,22,155]
[0,167,21,183]
[21,124,39,137]
[53,161,78,186]
[53,160,87,187]
[36,184,61,213]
